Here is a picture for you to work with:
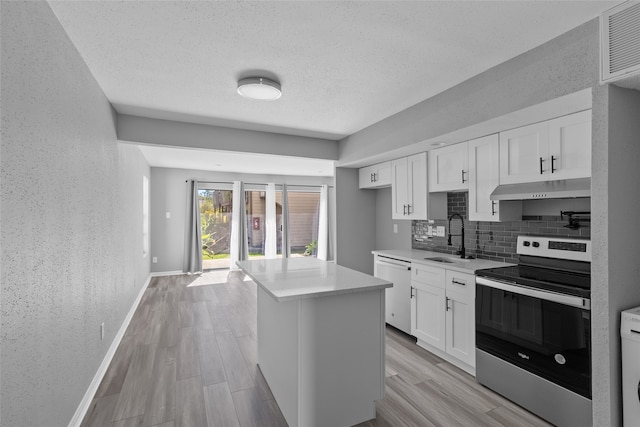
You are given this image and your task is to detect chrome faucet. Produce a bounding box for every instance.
[447,213,465,259]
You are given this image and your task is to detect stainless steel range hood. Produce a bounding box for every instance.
[490,178,591,201]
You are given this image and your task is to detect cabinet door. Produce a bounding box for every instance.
[499,121,549,184]
[428,142,469,192]
[548,110,591,180]
[445,271,476,367]
[468,134,522,222]
[375,161,392,187]
[411,281,446,351]
[446,287,475,367]
[358,165,377,189]
[468,134,500,221]
[391,158,408,219]
[406,152,428,220]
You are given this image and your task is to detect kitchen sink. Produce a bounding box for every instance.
[424,256,470,263]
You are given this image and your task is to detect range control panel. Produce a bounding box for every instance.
[517,235,591,262]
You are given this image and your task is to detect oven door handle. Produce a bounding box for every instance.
[476,277,591,310]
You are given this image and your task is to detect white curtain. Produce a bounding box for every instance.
[265,183,277,259]
[281,184,291,258]
[183,180,202,274]
[230,181,249,270]
[317,185,329,260]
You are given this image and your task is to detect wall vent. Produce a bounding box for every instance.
[600,2,640,83]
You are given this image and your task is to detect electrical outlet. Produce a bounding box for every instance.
[436,226,446,237]
[152,257,157,263]
[100,322,104,341]
[393,224,398,234]
[166,211,171,219]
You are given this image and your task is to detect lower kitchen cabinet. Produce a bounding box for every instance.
[444,271,475,368]
[411,265,476,374]
[411,281,446,350]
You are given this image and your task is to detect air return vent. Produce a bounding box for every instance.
[601,2,640,83]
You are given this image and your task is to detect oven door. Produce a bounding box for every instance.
[476,277,591,398]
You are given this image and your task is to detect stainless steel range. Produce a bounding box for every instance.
[475,235,591,427]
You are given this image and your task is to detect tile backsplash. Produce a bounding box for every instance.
[412,192,591,263]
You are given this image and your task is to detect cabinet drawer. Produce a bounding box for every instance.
[412,264,445,288]
[445,271,475,298]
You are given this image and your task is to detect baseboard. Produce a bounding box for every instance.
[68,274,153,427]
[150,270,184,277]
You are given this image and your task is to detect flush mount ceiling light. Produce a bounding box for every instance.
[237,77,282,101]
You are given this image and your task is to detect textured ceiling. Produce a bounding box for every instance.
[48,1,620,173]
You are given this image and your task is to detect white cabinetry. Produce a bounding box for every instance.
[444,270,475,368]
[411,264,446,350]
[359,161,391,189]
[499,110,591,185]
[392,153,446,220]
[411,263,476,374]
[468,134,522,222]
[428,142,469,192]
[547,110,592,180]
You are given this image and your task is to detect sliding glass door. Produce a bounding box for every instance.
[282,189,321,258]
[198,187,233,270]
[197,183,323,269]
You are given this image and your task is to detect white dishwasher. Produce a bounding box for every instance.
[374,255,412,334]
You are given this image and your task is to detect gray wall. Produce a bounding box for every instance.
[334,168,376,274]
[375,187,411,251]
[338,20,598,165]
[150,167,333,273]
[592,84,640,427]
[119,114,339,160]
[1,3,150,426]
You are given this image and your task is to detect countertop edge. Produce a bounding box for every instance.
[372,249,515,273]
[237,260,392,302]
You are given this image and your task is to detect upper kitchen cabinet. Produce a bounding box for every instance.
[499,121,549,184]
[468,134,522,222]
[547,110,592,180]
[391,152,446,220]
[499,110,592,185]
[428,142,469,192]
[359,161,391,189]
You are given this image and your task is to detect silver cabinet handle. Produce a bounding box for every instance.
[491,200,496,216]
[410,286,414,299]
[445,297,451,311]
[407,204,412,215]
[451,279,466,286]
[461,170,466,183]
[539,157,545,174]
[551,156,557,173]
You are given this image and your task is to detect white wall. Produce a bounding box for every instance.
[0,3,150,425]
[150,167,333,273]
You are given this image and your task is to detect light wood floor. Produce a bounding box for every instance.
[81,270,553,427]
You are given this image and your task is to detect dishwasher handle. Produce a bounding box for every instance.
[375,257,411,270]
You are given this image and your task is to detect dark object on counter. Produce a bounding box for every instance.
[447,213,465,259]
[560,210,591,229]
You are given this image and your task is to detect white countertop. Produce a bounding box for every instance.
[237,257,392,302]
[372,249,515,273]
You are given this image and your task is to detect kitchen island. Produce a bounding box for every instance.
[236,257,392,427]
